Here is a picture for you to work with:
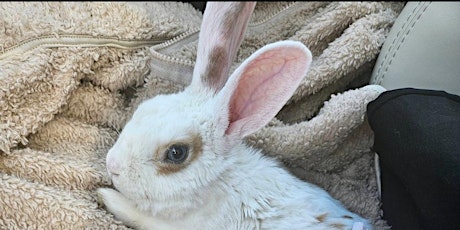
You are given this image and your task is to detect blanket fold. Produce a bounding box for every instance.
[0,2,404,229]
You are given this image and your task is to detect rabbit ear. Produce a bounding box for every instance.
[191,2,256,92]
[219,41,312,138]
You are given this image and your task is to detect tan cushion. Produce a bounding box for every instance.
[370,2,460,96]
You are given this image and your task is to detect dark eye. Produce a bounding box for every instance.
[165,144,189,164]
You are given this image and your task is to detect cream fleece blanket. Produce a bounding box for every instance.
[0,2,405,229]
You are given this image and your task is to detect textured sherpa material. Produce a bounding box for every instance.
[0,2,405,229]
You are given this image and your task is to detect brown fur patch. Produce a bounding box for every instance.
[315,213,328,222]
[202,46,228,91]
[154,133,203,175]
[200,2,253,92]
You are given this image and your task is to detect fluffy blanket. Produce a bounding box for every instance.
[0,2,405,229]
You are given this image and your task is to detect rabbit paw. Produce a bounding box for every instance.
[97,188,176,230]
[97,188,147,229]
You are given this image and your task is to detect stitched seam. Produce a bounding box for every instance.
[374,2,431,84]
[373,2,421,83]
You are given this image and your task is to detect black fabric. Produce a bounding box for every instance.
[367,88,460,230]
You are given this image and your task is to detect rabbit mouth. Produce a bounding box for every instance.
[109,171,119,177]
[108,172,121,188]
[107,170,120,181]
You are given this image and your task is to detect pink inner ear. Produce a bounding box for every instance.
[226,47,309,137]
[230,54,283,122]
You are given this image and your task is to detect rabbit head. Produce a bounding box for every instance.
[105,1,312,218]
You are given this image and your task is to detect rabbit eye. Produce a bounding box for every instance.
[165,144,189,164]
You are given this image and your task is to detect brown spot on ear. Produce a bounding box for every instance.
[203,3,245,90]
[342,215,353,219]
[155,134,203,175]
[329,223,346,229]
[202,46,228,91]
[315,213,328,222]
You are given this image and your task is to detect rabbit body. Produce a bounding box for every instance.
[97,2,372,230]
[98,84,371,230]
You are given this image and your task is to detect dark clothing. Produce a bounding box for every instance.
[367,88,460,230]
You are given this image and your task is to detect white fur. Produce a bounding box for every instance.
[98,45,372,229]
[97,2,372,230]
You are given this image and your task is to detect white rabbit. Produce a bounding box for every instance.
[97,2,372,230]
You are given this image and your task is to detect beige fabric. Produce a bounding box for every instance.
[0,2,404,229]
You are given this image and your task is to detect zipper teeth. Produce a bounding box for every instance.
[0,3,302,64]
[152,28,200,51]
[149,2,301,65]
[0,34,168,60]
[152,2,299,51]
[249,2,299,26]
[150,47,195,67]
